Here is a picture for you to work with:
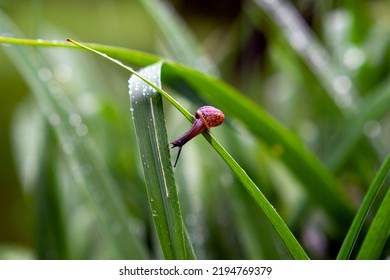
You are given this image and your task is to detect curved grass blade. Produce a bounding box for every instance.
[128,62,192,260]
[357,185,390,259]
[12,100,68,259]
[65,39,194,259]
[0,12,147,259]
[1,36,355,227]
[163,62,354,226]
[356,159,390,259]
[337,156,390,259]
[328,82,390,171]
[66,40,308,259]
[251,0,359,113]
[206,133,309,259]
[138,0,216,74]
[102,45,355,227]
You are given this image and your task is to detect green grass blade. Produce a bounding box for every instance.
[250,0,390,176]
[6,36,359,257]
[163,63,354,226]
[205,132,309,259]
[12,101,68,258]
[357,186,390,259]
[93,41,355,227]
[138,0,216,73]
[65,40,194,259]
[0,12,147,259]
[67,40,308,259]
[251,0,359,114]
[128,62,192,260]
[337,156,390,259]
[356,161,390,259]
[1,36,355,226]
[328,81,390,171]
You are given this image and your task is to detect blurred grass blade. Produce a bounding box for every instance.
[12,100,68,259]
[328,81,390,171]
[67,39,195,259]
[164,63,354,226]
[2,36,355,228]
[0,11,147,259]
[206,132,309,259]
[128,62,192,260]
[67,40,308,259]
[4,36,354,245]
[251,0,359,113]
[91,43,355,228]
[138,0,216,74]
[337,156,390,259]
[357,185,390,259]
[129,68,308,259]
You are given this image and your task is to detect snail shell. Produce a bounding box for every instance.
[195,106,225,130]
[170,105,224,167]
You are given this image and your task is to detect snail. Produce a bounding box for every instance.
[171,105,224,167]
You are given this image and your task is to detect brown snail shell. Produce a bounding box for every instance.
[171,106,224,167]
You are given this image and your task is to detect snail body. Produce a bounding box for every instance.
[171,106,224,167]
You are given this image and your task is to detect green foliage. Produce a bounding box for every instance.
[1,0,390,260]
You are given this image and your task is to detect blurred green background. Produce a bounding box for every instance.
[1,0,390,259]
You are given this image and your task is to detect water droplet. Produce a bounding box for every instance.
[329,10,350,32]
[62,142,74,155]
[48,81,63,97]
[68,159,83,183]
[308,47,329,68]
[185,214,198,226]
[333,75,352,95]
[289,31,308,50]
[48,114,61,126]
[343,47,365,70]
[76,93,101,115]
[69,113,82,127]
[363,120,382,138]
[75,124,88,136]
[298,121,319,144]
[151,210,158,217]
[38,67,52,82]
[54,64,73,83]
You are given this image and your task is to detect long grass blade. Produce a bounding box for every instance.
[357,185,390,259]
[337,156,390,259]
[66,39,308,259]
[356,159,390,259]
[164,63,354,226]
[138,0,216,74]
[128,62,192,259]
[328,81,390,171]
[251,0,359,113]
[0,12,147,259]
[1,36,355,227]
